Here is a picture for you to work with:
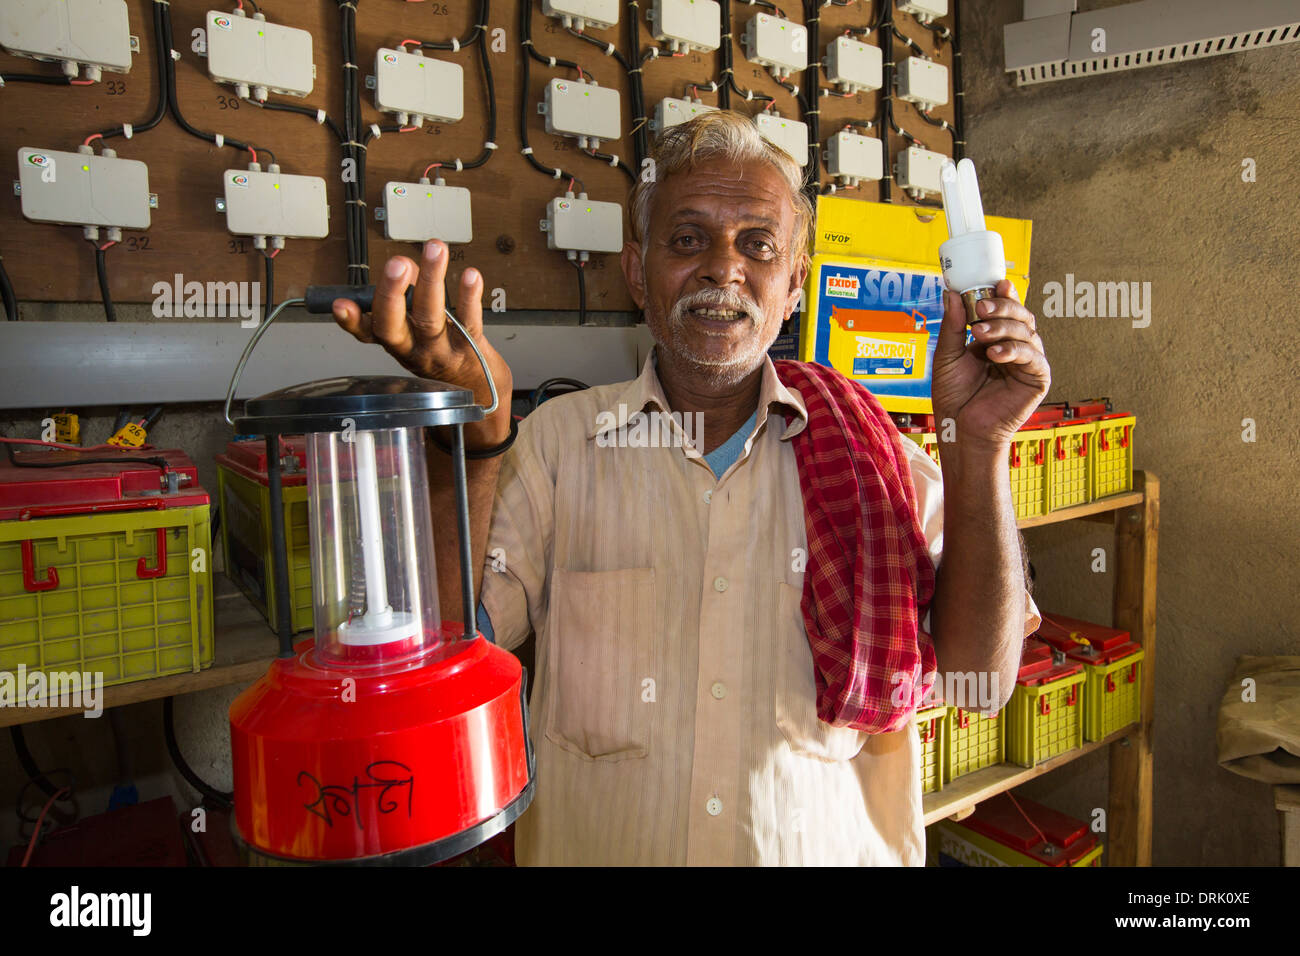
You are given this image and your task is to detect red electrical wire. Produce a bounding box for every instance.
[83,132,103,147]
[21,786,70,867]
[1006,792,1050,847]
[422,162,442,178]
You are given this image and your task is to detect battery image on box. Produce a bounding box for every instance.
[0,449,213,689]
[227,289,533,865]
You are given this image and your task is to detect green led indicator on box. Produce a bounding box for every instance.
[82,165,89,171]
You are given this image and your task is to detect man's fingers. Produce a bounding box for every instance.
[969,318,1039,348]
[331,297,374,343]
[371,255,417,354]
[986,339,1050,380]
[456,266,485,340]
[410,240,449,341]
[936,288,970,355]
[972,293,1036,331]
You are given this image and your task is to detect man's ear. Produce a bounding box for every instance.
[621,240,646,309]
[786,253,809,316]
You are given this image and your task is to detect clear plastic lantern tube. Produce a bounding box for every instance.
[306,425,442,665]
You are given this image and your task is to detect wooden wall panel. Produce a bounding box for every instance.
[0,1,955,313]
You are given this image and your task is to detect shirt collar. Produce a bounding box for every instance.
[587,346,809,442]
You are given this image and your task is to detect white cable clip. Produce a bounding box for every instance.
[369,123,382,139]
[607,154,617,167]
[214,133,224,148]
[483,141,498,150]
[170,49,180,61]
[451,38,460,52]
[521,146,533,155]
[605,42,615,56]
[745,89,753,101]
[552,168,561,178]
[122,123,134,139]
[454,158,463,171]
[548,56,556,67]
[315,109,326,124]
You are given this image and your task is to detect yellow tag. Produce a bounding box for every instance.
[107,422,147,447]
[54,413,80,445]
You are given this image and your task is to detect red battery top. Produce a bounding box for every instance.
[961,793,1098,864]
[216,437,309,488]
[1036,613,1140,666]
[0,448,207,520]
[1016,637,1083,686]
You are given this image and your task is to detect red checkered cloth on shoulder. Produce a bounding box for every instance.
[773,359,937,734]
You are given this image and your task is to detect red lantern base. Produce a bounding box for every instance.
[229,625,533,865]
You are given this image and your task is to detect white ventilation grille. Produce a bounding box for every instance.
[1016,20,1300,85]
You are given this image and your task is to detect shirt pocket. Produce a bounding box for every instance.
[544,567,657,762]
[774,582,866,762]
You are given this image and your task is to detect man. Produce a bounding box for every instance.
[332,110,1048,865]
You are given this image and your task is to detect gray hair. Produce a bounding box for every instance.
[628,110,814,260]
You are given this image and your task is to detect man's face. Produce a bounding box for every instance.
[623,158,807,390]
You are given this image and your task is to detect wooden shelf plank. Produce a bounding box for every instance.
[1017,490,1145,529]
[0,582,280,729]
[923,725,1137,826]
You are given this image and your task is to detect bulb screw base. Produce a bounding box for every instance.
[961,287,997,327]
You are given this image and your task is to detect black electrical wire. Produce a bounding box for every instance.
[416,0,499,172]
[570,260,588,325]
[338,0,368,285]
[529,377,590,411]
[0,255,17,321]
[94,242,116,323]
[801,0,820,201]
[10,727,62,799]
[523,0,584,75]
[93,0,169,142]
[3,441,169,473]
[625,0,648,169]
[519,0,586,189]
[159,3,273,164]
[245,99,345,144]
[916,107,959,153]
[585,148,637,182]
[952,0,965,160]
[717,1,776,110]
[262,249,275,320]
[0,72,74,85]
[241,0,261,14]
[566,25,633,72]
[163,697,234,811]
[878,1,893,203]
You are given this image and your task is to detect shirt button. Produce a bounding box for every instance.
[713,576,728,593]
[710,681,726,700]
[703,489,712,504]
[706,797,723,816]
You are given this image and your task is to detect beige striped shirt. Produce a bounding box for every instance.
[480,349,1039,865]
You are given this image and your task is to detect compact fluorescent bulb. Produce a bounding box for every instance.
[938,158,1005,323]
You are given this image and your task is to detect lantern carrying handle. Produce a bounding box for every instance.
[223,293,499,426]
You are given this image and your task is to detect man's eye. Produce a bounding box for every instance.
[748,238,775,255]
[673,235,699,249]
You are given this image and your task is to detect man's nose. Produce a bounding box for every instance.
[696,242,746,287]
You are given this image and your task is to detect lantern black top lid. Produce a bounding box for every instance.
[234,375,485,435]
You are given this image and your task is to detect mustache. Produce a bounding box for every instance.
[669,288,762,325]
